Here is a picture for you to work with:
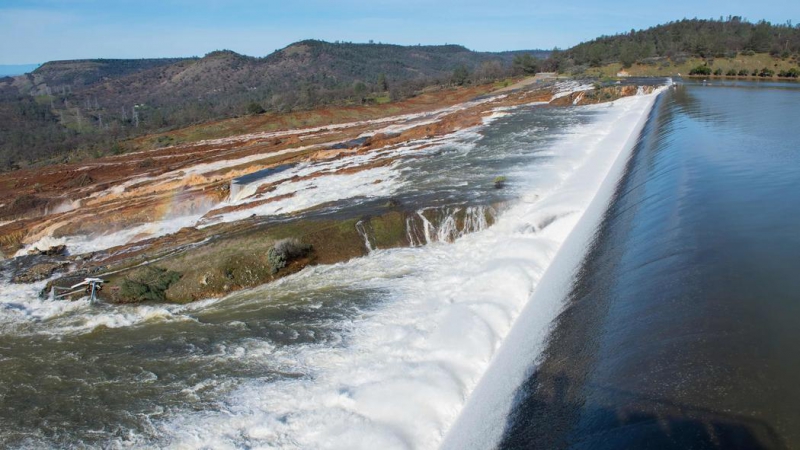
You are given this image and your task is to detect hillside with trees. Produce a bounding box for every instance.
[0,41,546,171]
[554,17,800,71]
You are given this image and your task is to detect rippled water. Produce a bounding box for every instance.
[1,94,652,448]
[493,80,800,449]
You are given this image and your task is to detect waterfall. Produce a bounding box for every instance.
[358,205,497,252]
[355,220,374,253]
[406,205,496,246]
[462,205,491,234]
[228,181,242,203]
[406,216,425,247]
[436,209,459,242]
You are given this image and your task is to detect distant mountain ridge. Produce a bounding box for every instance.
[0,40,548,170]
[27,41,546,103]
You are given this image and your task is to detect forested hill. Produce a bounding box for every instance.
[562,17,800,68]
[0,41,546,170]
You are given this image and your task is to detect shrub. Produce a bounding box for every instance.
[726,69,738,76]
[246,102,265,115]
[137,158,155,168]
[778,68,800,78]
[119,266,182,303]
[110,143,124,155]
[155,135,174,148]
[713,68,723,76]
[267,238,312,274]
[758,67,775,77]
[738,69,749,76]
[689,65,712,75]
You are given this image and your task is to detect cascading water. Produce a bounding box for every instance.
[0,86,667,449]
[355,219,374,252]
[403,205,497,246]
[355,205,496,252]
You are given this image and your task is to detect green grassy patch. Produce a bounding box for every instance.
[583,53,799,78]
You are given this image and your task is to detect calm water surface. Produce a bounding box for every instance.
[500,81,800,449]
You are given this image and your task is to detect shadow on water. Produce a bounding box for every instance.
[500,370,786,450]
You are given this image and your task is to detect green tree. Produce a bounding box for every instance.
[352,81,368,103]
[377,73,388,91]
[512,54,540,75]
[246,102,265,115]
[748,22,773,52]
[689,65,712,75]
[619,42,639,68]
[471,61,504,83]
[452,65,470,86]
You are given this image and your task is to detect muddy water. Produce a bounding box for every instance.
[499,80,800,449]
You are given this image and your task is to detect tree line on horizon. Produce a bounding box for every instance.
[553,17,800,71]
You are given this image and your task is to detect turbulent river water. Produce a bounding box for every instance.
[2,87,666,448]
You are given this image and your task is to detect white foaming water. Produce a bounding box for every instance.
[0,277,89,329]
[210,128,484,224]
[13,235,67,257]
[0,272,222,335]
[210,164,406,225]
[14,213,205,257]
[137,89,665,449]
[408,206,494,246]
[442,84,668,450]
[551,80,595,101]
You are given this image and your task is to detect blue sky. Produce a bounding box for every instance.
[0,0,798,64]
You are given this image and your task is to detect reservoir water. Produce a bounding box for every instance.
[492,80,800,449]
